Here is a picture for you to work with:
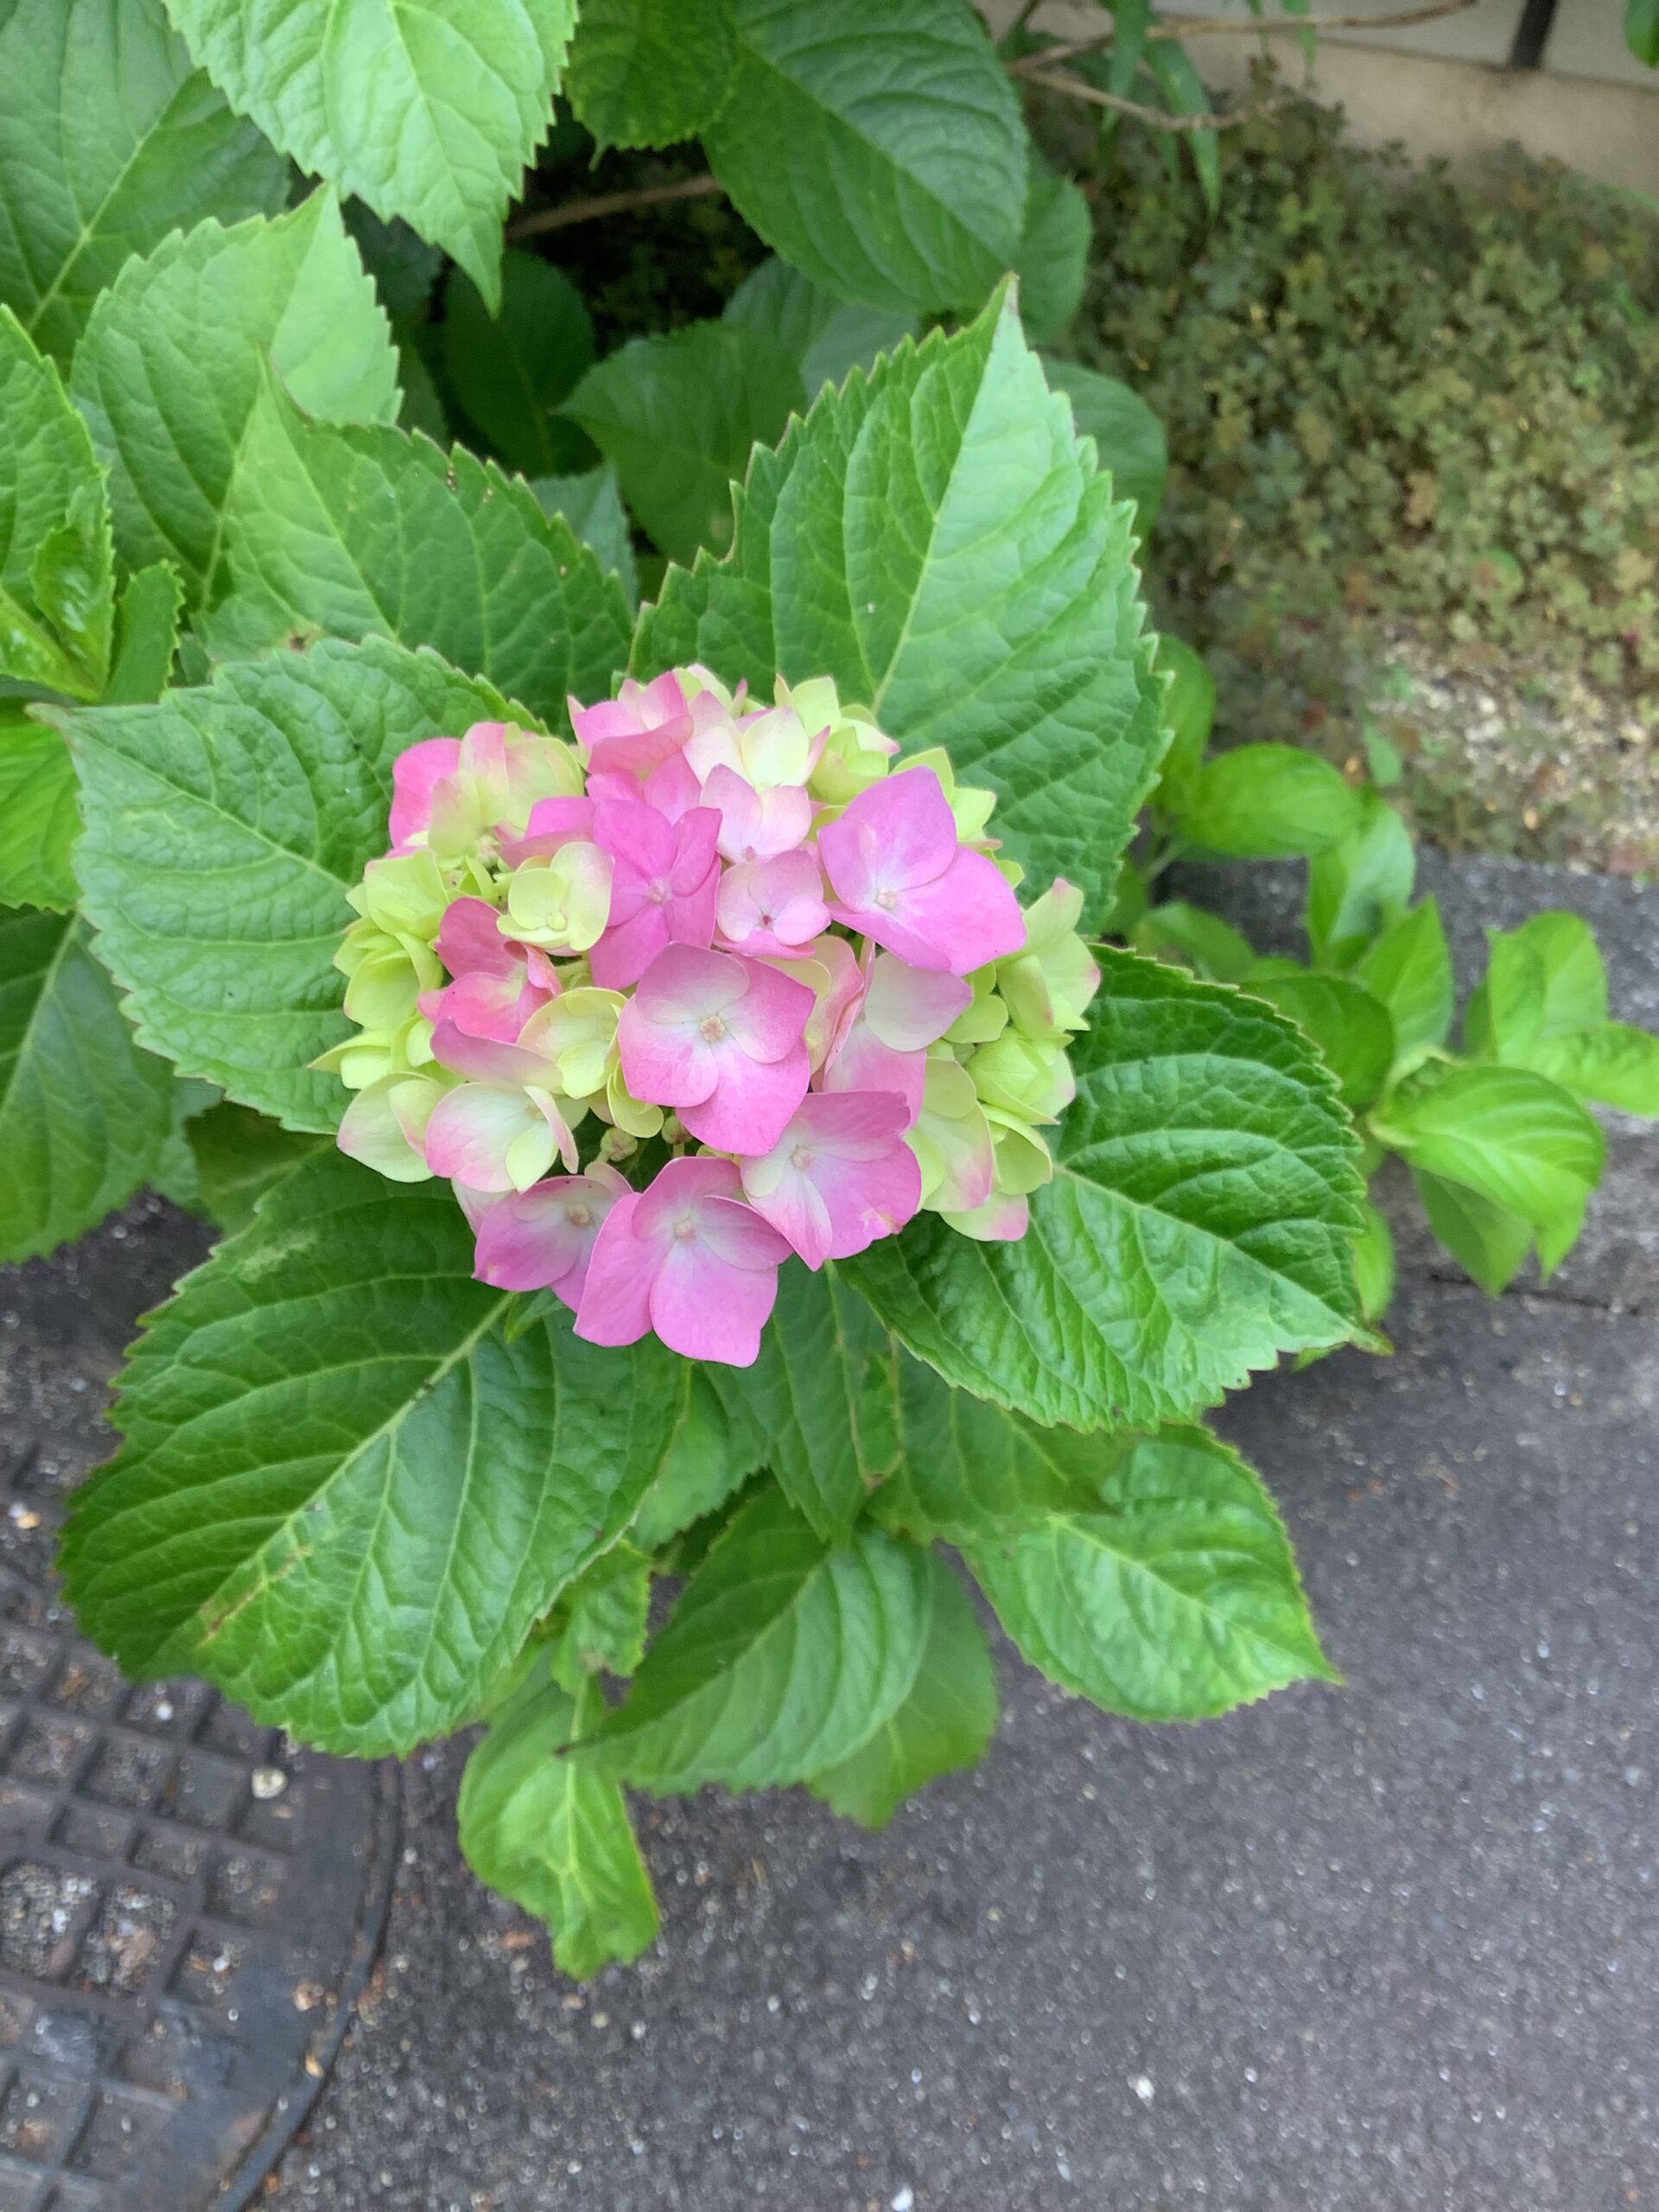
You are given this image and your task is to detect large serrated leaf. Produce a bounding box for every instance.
[0,719,79,911]
[871,1351,1102,1546]
[702,0,1027,314]
[568,0,738,149]
[964,1427,1335,1722]
[163,0,576,306]
[71,193,399,603]
[199,375,632,728]
[579,1485,931,1795]
[0,908,174,1262]
[0,309,113,699]
[60,1151,682,1757]
[56,635,518,1129]
[712,1263,899,1541]
[844,948,1368,1432]
[0,0,284,364]
[808,1551,995,1827]
[633,288,1161,919]
[459,1658,659,1979]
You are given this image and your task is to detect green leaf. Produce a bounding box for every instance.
[59,634,519,1129]
[1628,0,1659,67]
[807,1552,995,1826]
[1147,632,1212,812]
[1144,41,1220,216]
[567,0,738,147]
[72,192,400,604]
[1130,899,1256,982]
[723,255,917,397]
[163,0,576,306]
[1411,1166,1533,1297]
[635,289,1163,922]
[713,1263,899,1541]
[0,909,173,1262]
[60,1151,681,1755]
[872,1350,1100,1545]
[965,1427,1334,1722]
[183,1101,327,1234]
[1372,1063,1605,1230]
[1519,1025,1659,1118]
[0,718,79,910]
[344,204,444,323]
[1179,745,1363,860]
[0,309,113,698]
[844,947,1367,1431]
[1463,912,1659,1115]
[551,1544,652,1689]
[0,0,284,364]
[1015,161,1090,346]
[458,1656,659,1979]
[578,1484,931,1795]
[442,252,596,477]
[1244,971,1395,1112]
[1041,357,1167,537]
[1351,1196,1395,1325]
[531,467,639,609]
[197,376,632,730]
[1353,898,1453,1061]
[563,321,804,566]
[1305,789,1414,967]
[629,1366,764,1552]
[702,0,1027,315]
[105,563,183,705]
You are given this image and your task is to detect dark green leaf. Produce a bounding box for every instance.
[724,256,917,397]
[1147,632,1213,812]
[60,1152,681,1755]
[0,717,79,910]
[872,1350,1101,1545]
[183,1102,327,1234]
[1411,1166,1533,1297]
[1131,899,1256,982]
[1245,970,1395,1111]
[0,309,112,698]
[105,563,183,706]
[845,947,1367,1431]
[807,1553,995,1826]
[531,467,639,607]
[1015,161,1090,346]
[551,1544,652,1689]
[568,0,738,146]
[1179,745,1363,860]
[629,1366,764,1551]
[1040,357,1168,537]
[1144,41,1219,215]
[442,252,596,476]
[1627,0,1659,67]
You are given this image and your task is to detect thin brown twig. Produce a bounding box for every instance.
[505,173,725,241]
[1020,66,1281,129]
[1007,0,1476,74]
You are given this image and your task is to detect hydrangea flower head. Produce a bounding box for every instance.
[326,667,1100,1364]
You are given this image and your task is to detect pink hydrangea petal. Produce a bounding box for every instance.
[632,1153,743,1235]
[702,766,812,863]
[453,1183,501,1233]
[473,1167,627,1300]
[677,1040,810,1154]
[696,1192,795,1270]
[595,797,676,880]
[572,1195,655,1346]
[641,749,702,822]
[389,738,460,850]
[589,902,671,990]
[741,1092,918,1265]
[820,1016,927,1126]
[818,766,957,906]
[435,896,518,979]
[882,847,1027,975]
[428,1018,554,1089]
[421,970,531,1044]
[862,950,973,1049]
[721,955,815,1065]
[648,1236,781,1364]
[632,944,748,1025]
[423,1084,556,1191]
[497,795,596,865]
[669,806,721,891]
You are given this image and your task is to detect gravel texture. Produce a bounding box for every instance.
[3,859,1655,2212]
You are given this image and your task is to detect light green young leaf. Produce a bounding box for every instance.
[531,467,639,609]
[702,0,1027,314]
[0,0,284,364]
[1179,745,1363,859]
[724,256,917,398]
[458,1657,660,1980]
[579,1485,931,1795]
[712,1263,899,1541]
[1411,1166,1534,1298]
[183,1101,326,1234]
[0,909,174,1262]
[0,716,79,910]
[1016,161,1090,346]
[1245,970,1395,1112]
[163,0,576,305]
[105,563,184,705]
[442,252,596,476]
[1351,1196,1395,1325]
[0,309,113,698]
[564,321,805,565]
[872,1350,1102,1546]
[1147,632,1213,813]
[1353,898,1454,1061]
[72,193,400,602]
[845,947,1367,1432]
[1131,899,1256,982]
[1305,789,1415,967]
[965,1427,1334,1722]
[1519,1025,1659,1118]
[1041,357,1168,537]
[807,1553,996,1827]
[60,1152,681,1755]
[58,635,519,1129]
[1464,911,1659,1115]
[629,1367,765,1552]
[551,1545,652,1690]
[1372,1063,1605,1230]
[198,378,632,728]
[568,0,738,147]
[636,289,1162,922]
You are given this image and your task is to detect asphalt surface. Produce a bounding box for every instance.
[3,856,1655,2212]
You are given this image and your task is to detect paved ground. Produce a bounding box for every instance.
[5,858,1656,2212]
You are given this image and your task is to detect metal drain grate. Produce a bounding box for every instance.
[0,1444,398,2212]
